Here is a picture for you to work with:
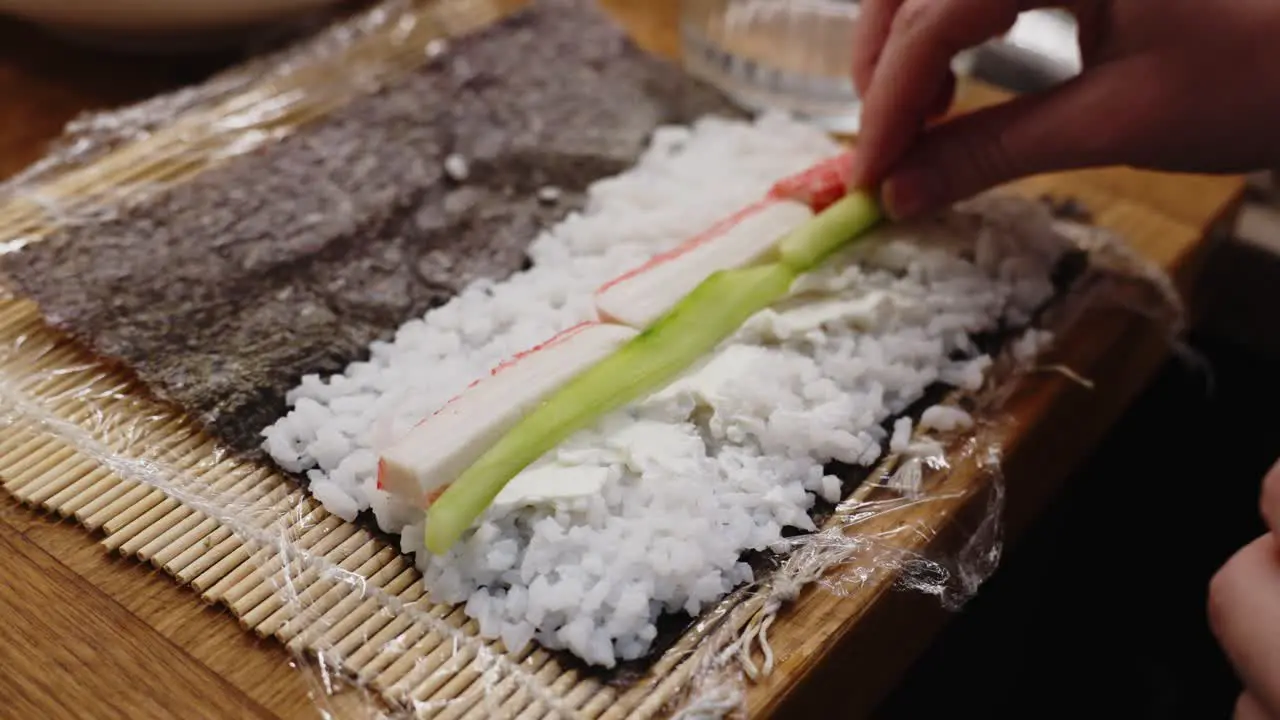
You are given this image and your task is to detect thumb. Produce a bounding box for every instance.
[1262,456,1280,536]
[880,58,1157,218]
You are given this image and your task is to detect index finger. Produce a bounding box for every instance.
[851,0,904,96]
[849,0,1023,190]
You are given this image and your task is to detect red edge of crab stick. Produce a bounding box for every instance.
[376,321,604,494]
[590,152,854,331]
[595,198,778,296]
[767,150,855,212]
[488,321,597,375]
[594,198,814,330]
[375,321,637,505]
[422,323,598,425]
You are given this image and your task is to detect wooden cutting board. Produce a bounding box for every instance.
[0,1,1246,719]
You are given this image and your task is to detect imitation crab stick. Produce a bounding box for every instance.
[376,322,637,508]
[594,199,814,330]
[595,148,862,331]
[423,191,884,554]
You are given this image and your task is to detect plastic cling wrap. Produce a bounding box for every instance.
[0,2,1191,718]
[0,0,523,256]
[0,224,1183,717]
[0,210,1188,718]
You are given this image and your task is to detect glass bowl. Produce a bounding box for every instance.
[679,0,978,134]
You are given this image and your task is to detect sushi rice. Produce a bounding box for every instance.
[261,110,1069,667]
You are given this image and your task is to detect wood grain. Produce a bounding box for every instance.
[0,515,280,720]
[8,497,371,720]
[0,1,1248,719]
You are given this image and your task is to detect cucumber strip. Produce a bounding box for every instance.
[425,263,796,553]
[776,191,882,271]
[424,190,884,554]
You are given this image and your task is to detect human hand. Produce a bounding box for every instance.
[1209,459,1280,719]
[848,0,1280,219]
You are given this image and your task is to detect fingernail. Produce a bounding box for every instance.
[882,169,936,219]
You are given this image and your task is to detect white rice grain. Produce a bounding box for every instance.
[444,153,470,182]
[919,405,975,433]
[890,417,913,453]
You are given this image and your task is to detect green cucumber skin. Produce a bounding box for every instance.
[424,191,883,554]
[778,192,883,271]
[424,263,797,554]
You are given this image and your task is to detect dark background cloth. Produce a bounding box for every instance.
[877,329,1277,719]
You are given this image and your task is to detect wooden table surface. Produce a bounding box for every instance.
[0,2,1247,719]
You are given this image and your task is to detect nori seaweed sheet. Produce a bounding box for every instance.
[0,0,744,454]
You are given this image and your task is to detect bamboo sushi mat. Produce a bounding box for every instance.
[0,287,1030,720]
[0,0,1239,718]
